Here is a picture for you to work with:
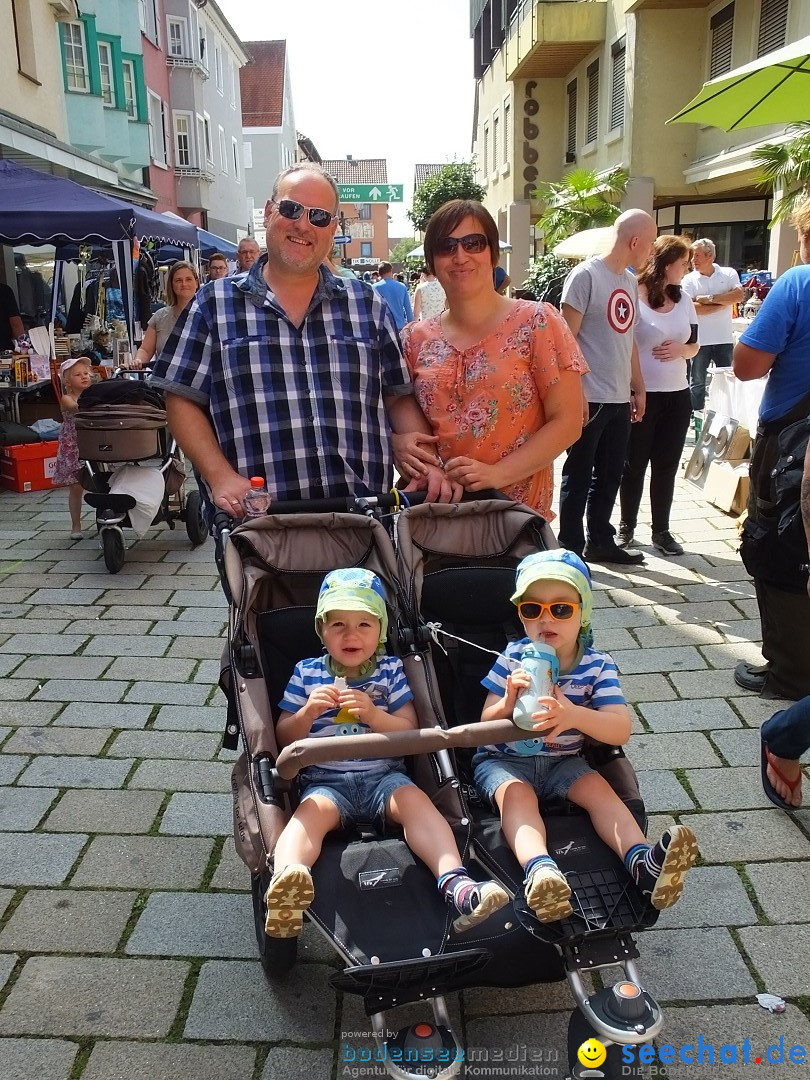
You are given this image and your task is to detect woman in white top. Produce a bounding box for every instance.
[130,260,199,368]
[618,236,699,556]
[412,270,446,321]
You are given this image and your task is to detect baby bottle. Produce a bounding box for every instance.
[512,643,559,731]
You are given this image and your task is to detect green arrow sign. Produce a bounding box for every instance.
[337,183,404,203]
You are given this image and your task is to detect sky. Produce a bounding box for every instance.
[217,0,475,236]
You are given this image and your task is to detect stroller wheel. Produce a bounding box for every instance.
[567,1009,649,1079]
[101,527,125,574]
[251,873,298,979]
[185,489,208,547]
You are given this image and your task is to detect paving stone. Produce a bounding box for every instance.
[149,620,225,637]
[33,680,129,703]
[616,674,677,703]
[719,619,764,643]
[99,588,175,605]
[85,635,171,657]
[53,702,152,729]
[18,756,133,789]
[654,866,757,930]
[71,834,214,888]
[192,659,222,684]
[0,833,86,885]
[74,574,148,591]
[0,1038,79,1080]
[0,680,38,701]
[464,1013,568,1075]
[0,634,88,655]
[636,927,757,1000]
[82,1041,257,1080]
[637,770,695,812]
[611,584,685,607]
[43,789,163,834]
[0,787,58,831]
[209,838,250,891]
[0,889,137,953]
[745,862,810,924]
[165,637,227,660]
[0,756,27,784]
[634,623,725,648]
[128,760,232,793]
[0,956,188,1037]
[638,698,741,732]
[104,656,196,683]
[0,888,14,919]
[12,655,113,680]
[654,600,744,624]
[710,727,761,766]
[169,589,226,607]
[184,960,336,1041]
[737,925,810,996]
[464,977,579,1017]
[661,1004,810,1079]
[0,589,34,603]
[630,732,721,770]
[732,597,760,619]
[611,646,707,674]
[678,582,756,603]
[102,606,177,621]
[685,767,772,810]
[68,619,155,636]
[669,669,742,698]
[27,588,105,606]
[109,730,221,760]
[159,792,232,835]
[591,605,658,628]
[123,682,210,705]
[4,727,111,756]
[700,642,766,669]
[680,810,809,862]
[262,1048,333,1080]
[728,695,794,726]
[0,701,61,726]
[0,655,24,676]
[153,705,225,732]
[126,892,255,956]
[0,951,17,991]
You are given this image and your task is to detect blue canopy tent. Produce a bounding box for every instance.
[0,160,197,345]
[159,212,238,261]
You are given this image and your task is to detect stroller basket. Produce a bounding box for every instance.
[76,404,167,463]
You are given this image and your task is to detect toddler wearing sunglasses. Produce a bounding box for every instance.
[476,549,697,923]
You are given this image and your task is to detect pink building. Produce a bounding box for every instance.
[139,0,179,215]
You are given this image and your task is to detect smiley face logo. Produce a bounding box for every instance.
[578,1039,606,1069]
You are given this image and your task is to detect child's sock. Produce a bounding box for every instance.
[523,854,559,882]
[625,825,698,910]
[438,868,509,933]
[523,854,572,923]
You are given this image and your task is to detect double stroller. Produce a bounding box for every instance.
[75,376,207,572]
[220,495,662,1080]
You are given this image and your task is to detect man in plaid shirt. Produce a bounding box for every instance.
[150,164,450,516]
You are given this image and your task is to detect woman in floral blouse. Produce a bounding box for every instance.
[399,200,586,520]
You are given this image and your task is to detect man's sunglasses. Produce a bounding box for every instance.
[434,233,490,257]
[272,199,336,229]
[517,601,580,622]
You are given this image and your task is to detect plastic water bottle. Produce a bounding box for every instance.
[242,477,270,518]
[512,643,559,731]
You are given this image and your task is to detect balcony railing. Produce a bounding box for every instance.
[506,0,607,79]
[166,55,209,79]
[175,164,215,182]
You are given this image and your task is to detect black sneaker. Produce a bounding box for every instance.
[617,523,635,548]
[583,542,644,565]
[651,531,684,556]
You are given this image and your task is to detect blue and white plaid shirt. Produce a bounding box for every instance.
[149,257,412,502]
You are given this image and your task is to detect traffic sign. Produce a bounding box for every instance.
[333,235,352,244]
[337,183,404,204]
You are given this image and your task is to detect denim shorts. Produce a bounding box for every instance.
[299,761,414,829]
[472,751,592,808]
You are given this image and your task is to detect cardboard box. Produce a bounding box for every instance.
[0,440,59,493]
[705,459,750,516]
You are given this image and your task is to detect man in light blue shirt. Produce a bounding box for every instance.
[373,261,413,330]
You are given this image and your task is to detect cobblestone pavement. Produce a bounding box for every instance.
[0,461,808,1080]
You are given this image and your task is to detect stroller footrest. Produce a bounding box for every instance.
[330,948,491,1009]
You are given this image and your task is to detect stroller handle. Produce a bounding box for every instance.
[274,718,536,780]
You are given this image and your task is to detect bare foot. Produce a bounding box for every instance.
[766,752,803,807]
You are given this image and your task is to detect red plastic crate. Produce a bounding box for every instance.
[0,441,60,493]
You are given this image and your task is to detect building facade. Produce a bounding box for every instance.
[321,157,392,270]
[471,0,809,283]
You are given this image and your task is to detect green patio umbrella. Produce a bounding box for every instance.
[667,35,810,131]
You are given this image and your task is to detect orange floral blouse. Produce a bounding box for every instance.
[401,300,587,520]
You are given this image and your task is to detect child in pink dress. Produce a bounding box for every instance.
[53,358,92,538]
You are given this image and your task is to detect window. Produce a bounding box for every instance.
[493,112,500,169]
[202,113,213,163]
[63,21,89,92]
[218,125,227,173]
[757,0,788,57]
[214,44,223,93]
[243,140,253,169]
[610,37,626,130]
[230,60,237,107]
[709,4,734,80]
[138,0,159,45]
[167,18,188,58]
[358,203,371,221]
[503,100,511,163]
[174,112,193,167]
[148,90,169,166]
[232,137,240,180]
[12,0,38,82]
[98,41,114,106]
[566,80,577,155]
[122,60,137,119]
[198,25,207,68]
[361,242,373,257]
[586,60,599,144]
[483,124,489,176]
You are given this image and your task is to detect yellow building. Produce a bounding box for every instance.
[471,0,809,284]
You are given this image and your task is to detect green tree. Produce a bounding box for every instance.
[533,167,629,248]
[408,162,486,233]
[753,122,810,226]
[388,236,420,265]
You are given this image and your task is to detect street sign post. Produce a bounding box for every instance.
[337,183,404,204]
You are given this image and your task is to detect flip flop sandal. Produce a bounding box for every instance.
[453,881,510,934]
[761,739,802,811]
[525,865,573,923]
[264,864,314,938]
[649,825,699,910]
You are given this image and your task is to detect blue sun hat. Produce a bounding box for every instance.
[511,550,593,646]
[315,568,389,653]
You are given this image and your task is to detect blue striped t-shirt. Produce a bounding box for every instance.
[279,654,413,771]
[481,638,625,758]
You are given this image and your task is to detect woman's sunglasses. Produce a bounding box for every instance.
[272,199,336,229]
[434,233,490,257]
[517,601,580,622]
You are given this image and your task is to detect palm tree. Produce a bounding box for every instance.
[533,167,629,248]
[753,122,810,226]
